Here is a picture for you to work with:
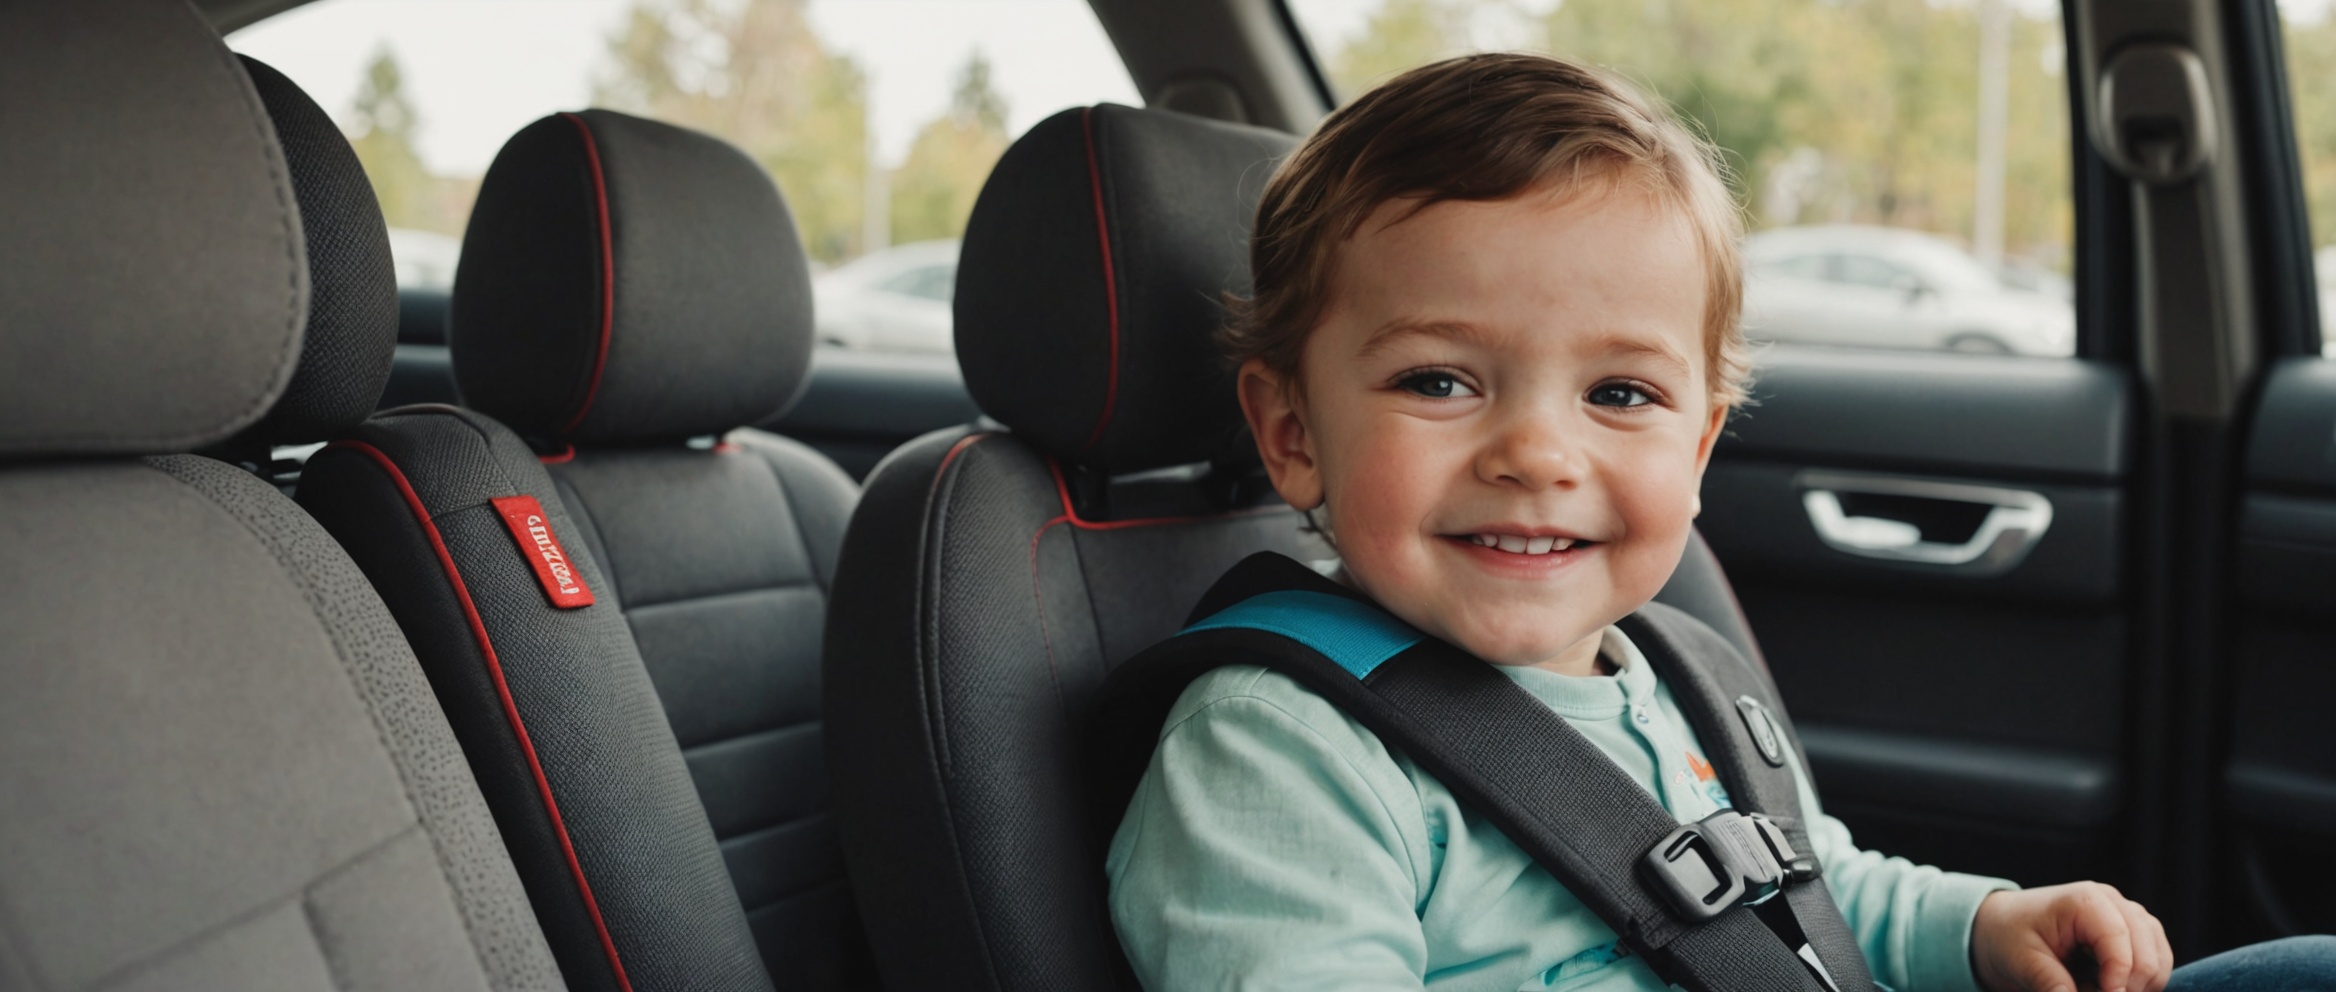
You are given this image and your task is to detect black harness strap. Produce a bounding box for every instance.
[1617,608,1874,989]
[1091,553,1877,992]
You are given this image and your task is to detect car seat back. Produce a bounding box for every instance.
[0,4,563,988]
[823,104,1323,991]
[295,108,867,990]
[823,103,1777,991]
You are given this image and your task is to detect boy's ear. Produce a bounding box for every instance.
[1688,401,1729,518]
[1693,401,1728,470]
[1237,358,1324,512]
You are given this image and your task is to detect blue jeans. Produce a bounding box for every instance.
[2168,935,2336,991]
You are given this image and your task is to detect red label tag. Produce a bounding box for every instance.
[490,495,595,609]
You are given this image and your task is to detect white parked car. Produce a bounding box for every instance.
[813,239,959,354]
[1743,225,2075,356]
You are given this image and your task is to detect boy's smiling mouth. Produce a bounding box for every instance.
[1445,530,1600,557]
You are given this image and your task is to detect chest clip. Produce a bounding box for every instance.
[1641,809,1820,922]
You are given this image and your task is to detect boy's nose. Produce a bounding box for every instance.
[1475,415,1582,491]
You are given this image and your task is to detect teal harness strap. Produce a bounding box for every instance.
[1180,590,1422,679]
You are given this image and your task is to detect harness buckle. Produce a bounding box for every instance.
[1641,809,1814,922]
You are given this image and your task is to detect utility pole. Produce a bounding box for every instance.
[862,126,890,257]
[1974,0,2011,271]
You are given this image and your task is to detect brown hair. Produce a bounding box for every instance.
[1225,53,1751,407]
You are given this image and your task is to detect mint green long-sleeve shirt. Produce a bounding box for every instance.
[1106,626,2015,992]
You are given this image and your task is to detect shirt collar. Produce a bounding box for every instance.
[1493,626,1654,719]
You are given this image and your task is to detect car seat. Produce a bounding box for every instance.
[821,103,1773,991]
[291,110,867,988]
[0,2,564,987]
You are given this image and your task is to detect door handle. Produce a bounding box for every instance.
[1796,470,2053,575]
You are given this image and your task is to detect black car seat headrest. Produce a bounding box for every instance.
[212,55,399,459]
[0,0,308,460]
[453,109,816,447]
[954,104,1295,478]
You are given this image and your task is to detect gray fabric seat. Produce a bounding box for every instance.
[294,110,871,991]
[0,2,564,989]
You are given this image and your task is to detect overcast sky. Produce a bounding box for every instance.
[231,0,1140,175]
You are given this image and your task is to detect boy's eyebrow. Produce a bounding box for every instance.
[1355,319,1495,359]
[1359,320,1698,378]
[1588,334,1696,378]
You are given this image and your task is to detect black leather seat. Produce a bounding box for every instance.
[0,3,564,988]
[822,103,1773,991]
[294,108,869,992]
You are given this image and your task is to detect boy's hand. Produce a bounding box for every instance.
[1972,883,2172,992]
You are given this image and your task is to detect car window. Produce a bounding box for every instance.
[2279,1,2336,357]
[230,0,1137,357]
[1285,0,2078,359]
[1834,254,1913,291]
[1758,254,1830,281]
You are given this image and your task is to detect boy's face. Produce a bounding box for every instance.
[1240,187,1728,673]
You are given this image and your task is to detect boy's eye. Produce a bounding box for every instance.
[1396,371,1479,399]
[1588,382,1654,408]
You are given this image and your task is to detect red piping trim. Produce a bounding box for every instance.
[560,112,616,441]
[323,440,635,992]
[933,432,989,482]
[538,445,577,465]
[1075,107,1121,456]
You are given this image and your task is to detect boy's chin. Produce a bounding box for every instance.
[1447,621,1607,670]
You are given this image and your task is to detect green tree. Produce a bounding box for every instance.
[2286,10,2336,249]
[888,51,1011,245]
[1326,0,1475,97]
[348,46,439,231]
[597,0,871,261]
[1309,0,2075,269]
[1539,0,2068,264]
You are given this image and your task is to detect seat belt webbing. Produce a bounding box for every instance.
[1361,638,1844,991]
[1094,552,1875,992]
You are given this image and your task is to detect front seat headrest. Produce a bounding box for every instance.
[214,55,398,457]
[954,104,1295,477]
[452,109,815,446]
[0,0,308,459]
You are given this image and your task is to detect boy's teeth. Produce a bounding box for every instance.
[1469,533,1584,554]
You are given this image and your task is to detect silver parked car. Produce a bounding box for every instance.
[813,239,959,354]
[1742,225,2075,356]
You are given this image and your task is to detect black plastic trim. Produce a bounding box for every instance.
[2244,357,2336,494]
[1722,349,2131,482]
[764,346,979,442]
[1801,723,2119,830]
[2226,0,2325,358]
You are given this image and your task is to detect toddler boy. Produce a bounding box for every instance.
[1106,53,2179,992]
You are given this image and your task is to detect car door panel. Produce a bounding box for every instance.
[1699,347,2132,886]
[2223,357,2336,936]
